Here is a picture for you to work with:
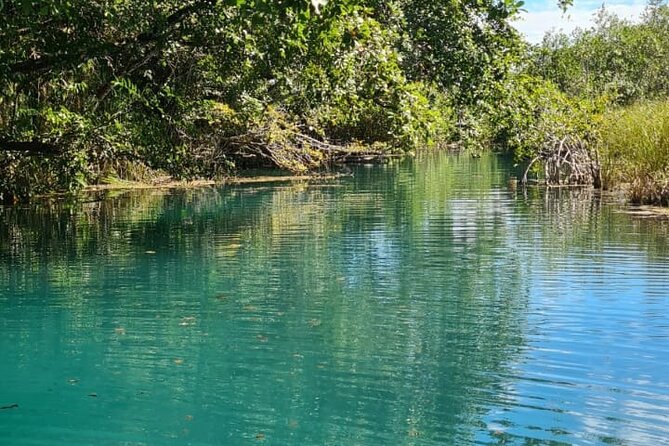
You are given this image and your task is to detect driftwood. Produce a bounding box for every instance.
[520,135,601,188]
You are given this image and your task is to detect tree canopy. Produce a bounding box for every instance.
[0,0,533,200]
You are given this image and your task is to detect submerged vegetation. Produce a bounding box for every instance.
[0,0,668,205]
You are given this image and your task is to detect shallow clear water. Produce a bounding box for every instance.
[1,153,668,445]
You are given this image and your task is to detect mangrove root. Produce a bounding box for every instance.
[521,135,601,188]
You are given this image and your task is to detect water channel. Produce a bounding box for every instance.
[1,153,668,445]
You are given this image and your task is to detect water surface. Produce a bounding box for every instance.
[1,153,668,445]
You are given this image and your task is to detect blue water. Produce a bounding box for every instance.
[1,153,668,445]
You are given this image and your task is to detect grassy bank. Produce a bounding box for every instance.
[599,100,669,206]
[525,1,669,205]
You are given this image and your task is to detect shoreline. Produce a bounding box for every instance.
[74,173,349,194]
[83,173,348,192]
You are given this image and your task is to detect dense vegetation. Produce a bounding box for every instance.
[533,2,669,104]
[0,0,523,201]
[1,0,668,205]
[531,1,669,204]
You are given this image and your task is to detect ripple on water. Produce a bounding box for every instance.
[1,153,669,445]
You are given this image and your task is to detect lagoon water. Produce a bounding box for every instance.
[1,153,669,445]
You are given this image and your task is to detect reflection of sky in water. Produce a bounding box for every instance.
[1,153,669,445]
[484,246,669,444]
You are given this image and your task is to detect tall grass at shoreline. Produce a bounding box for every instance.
[599,100,669,206]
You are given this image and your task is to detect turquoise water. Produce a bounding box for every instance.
[1,153,668,445]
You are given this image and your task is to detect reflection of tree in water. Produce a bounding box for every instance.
[516,186,669,260]
[1,153,666,444]
[222,154,532,443]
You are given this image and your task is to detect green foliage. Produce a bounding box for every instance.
[377,0,525,104]
[0,0,531,201]
[532,1,669,104]
[598,100,669,205]
[486,75,602,160]
[525,1,669,203]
